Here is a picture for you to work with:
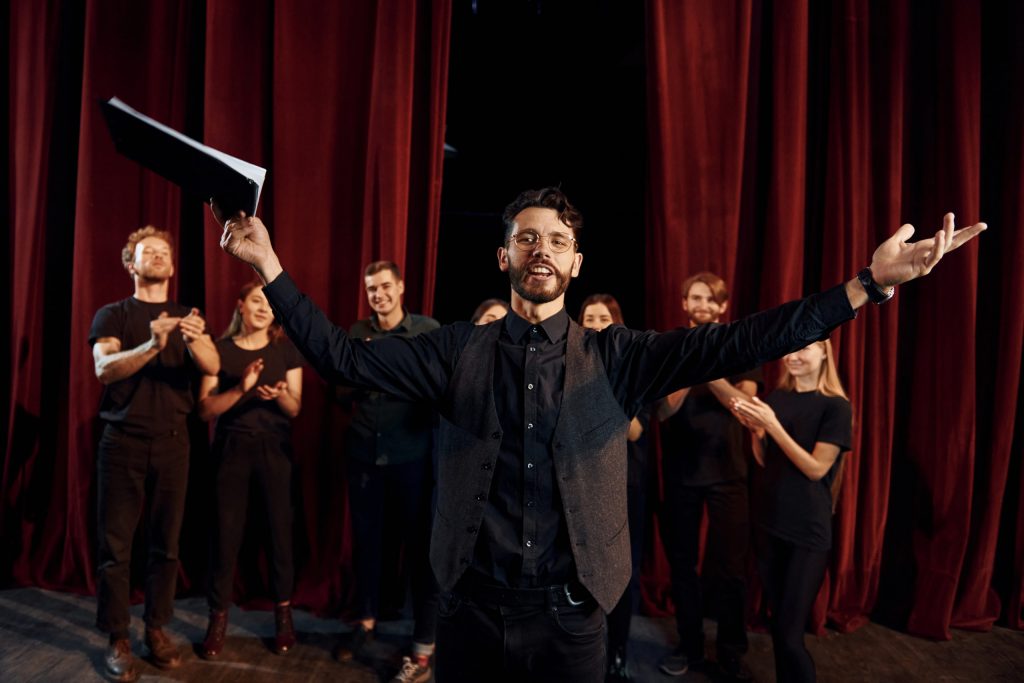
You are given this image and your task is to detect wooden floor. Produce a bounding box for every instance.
[1,587,1021,682]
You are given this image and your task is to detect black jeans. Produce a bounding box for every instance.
[659,478,749,660]
[606,475,647,658]
[755,532,829,683]
[347,456,437,645]
[208,431,294,610]
[435,588,606,682]
[95,424,189,637]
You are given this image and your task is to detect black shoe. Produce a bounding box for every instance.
[335,624,373,662]
[606,648,631,681]
[658,646,703,677]
[719,651,753,681]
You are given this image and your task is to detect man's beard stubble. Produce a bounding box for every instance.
[508,259,572,304]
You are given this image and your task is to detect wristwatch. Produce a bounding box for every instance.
[857,267,895,304]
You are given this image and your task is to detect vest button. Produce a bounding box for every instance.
[481,463,492,470]
[491,431,501,440]
[475,494,485,501]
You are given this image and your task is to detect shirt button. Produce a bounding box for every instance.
[527,423,534,429]
[531,326,538,333]
[491,431,502,440]
[526,500,535,507]
[525,540,533,548]
[529,346,537,352]
[475,494,485,501]
[527,383,534,390]
[481,463,492,470]
[526,462,534,469]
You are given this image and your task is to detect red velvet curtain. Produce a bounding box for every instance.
[646,0,1023,638]
[4,0,451,617]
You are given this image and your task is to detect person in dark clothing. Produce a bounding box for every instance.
[656,272,760,680]
[90,226,219,682]
[333,261,440,683]
[578,293,652,683]
[196,281,304,659]
[731,339,852,683]
[211,191,982,682]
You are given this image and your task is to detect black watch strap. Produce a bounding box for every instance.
[857,267,895,304]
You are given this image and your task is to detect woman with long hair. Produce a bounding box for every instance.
[730,339,852,683]
[196,281,304,658]
[577,293,649,682]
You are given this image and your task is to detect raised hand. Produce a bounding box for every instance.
[210,202,283,283]
[240,358,265,393]
[150,312,181,351]
[869,213,986,287]
[179,307,207,343]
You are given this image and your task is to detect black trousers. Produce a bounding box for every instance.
[347,456,437,645]
[95,424,189,637]
[435,588,606,683]
[208,431,294,611]
[606,474,648,658]
[755,532,829,683]
[659,477,749,661]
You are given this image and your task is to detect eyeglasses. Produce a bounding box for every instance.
[507,231,578,254]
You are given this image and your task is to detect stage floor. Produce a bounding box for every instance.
[1,587,1021,682]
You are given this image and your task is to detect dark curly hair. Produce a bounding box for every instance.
[501,187,583,243]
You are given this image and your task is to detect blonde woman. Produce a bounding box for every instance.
[730,340,851,683]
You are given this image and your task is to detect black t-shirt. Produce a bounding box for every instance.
[212,336,304,437]
[89,297,194,435]
[752,389,853,551]
[661,365,764,485]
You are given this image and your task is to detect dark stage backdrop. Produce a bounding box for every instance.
[3,0,1022,641]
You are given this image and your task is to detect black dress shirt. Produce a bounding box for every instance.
[264,272,856,589]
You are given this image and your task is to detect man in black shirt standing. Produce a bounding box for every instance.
[657,271,761,680]
[334,260,440,683]
[90,226,219,682]
[211,191,983,682]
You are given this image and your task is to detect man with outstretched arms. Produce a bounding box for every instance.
[90,226,219,682]
[211,191,983,682]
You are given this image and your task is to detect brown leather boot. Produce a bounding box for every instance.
[198,609,228,659]
[144,627,182,669]
[273,603,297,654]
[104,637,139,682]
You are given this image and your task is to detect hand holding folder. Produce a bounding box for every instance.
[100,97,267,217]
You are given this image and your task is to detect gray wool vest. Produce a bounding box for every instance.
[430,317,632,613]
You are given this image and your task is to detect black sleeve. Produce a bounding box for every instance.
[281,338,305,370]
[89,304,123,347]
[597,283,856,414]
[817,396,853,453]
[262,272,466,402]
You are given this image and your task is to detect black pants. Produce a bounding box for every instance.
[435,588,606,683]
[95,424,189,637]
[754,532,829,683]
[606,475,647,658]
[659,478,749,661]
[347,456,437,645]
[208,431,294,611]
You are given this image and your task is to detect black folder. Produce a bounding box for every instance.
[100,97,266,217]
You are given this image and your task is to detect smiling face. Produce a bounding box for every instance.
[238,288,273,333]
[364,269,405,319]
[581,303,615,331]
[682,281,726,326]
[130,236,174,282]
[498,207,583,306]
[783,342,827,384]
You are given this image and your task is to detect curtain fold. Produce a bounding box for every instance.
[645,0,1021,639]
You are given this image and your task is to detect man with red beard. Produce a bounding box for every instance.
[211,188,983,682]
[90,226,219,681]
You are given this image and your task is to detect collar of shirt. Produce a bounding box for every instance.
[503,307,569,344]
[368,308,411,333]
